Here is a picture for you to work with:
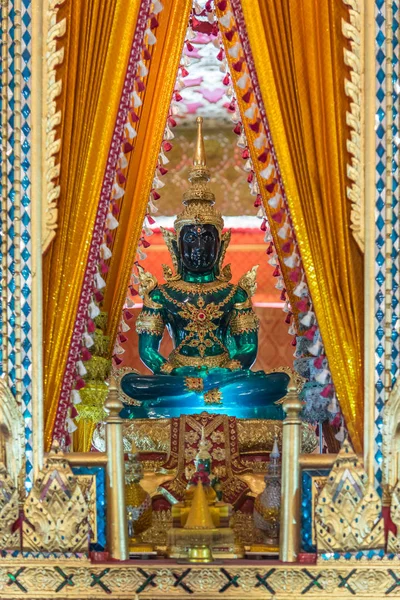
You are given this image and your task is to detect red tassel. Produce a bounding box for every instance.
[258,151,268,163]
[130,286,139,296]
[225,28,236,42]
[116,169,126,185]
[242,148,250,159]
[242,89,252,103]
[94,290,104,303]
[146,214,156,224]
[168,116,177,128]
[285,312,292,325]
[163,141,173,152]
[280,289,286,301]
[136,79,145,92]
[186,41,194,52]
[152,190,161,200]
[254,195,262,208]
[175,92,183,102]
[159,166,168,176]
[247,171,254,183]
[233,123,241,135]
[129,109,139,122]
[82,347,92,362]
[114,355,123,366]
[100,260,109,274]
[272,210,284,224]
[272,266,280,277]
[260,219,267,232]
[112,202,120,216]
[291,337,297,347]
[70,406,79,419]
[205,0,212,11]
[314,356,324,369]
[124,310,134,320]
[321,384,333,398]
[143,47,151,61]
[266,242,274,255]
[142,239,151,248]
[123,141,133,153]
[105,231,113,245]
[65,434,72,447]
[75,377,85,391]
[249,120,260,133]
[222,73,230,86]
[216,48,224,61]
[119,334,128,344]
[87,319,96,333]
[150,15,159,29]
[227,101,235,112]
[181,67,189,77]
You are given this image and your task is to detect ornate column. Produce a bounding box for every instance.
[279,383,302,562]
[105,377,128,560]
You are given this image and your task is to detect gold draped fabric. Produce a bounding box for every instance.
[240,0,364,451]
[102,0,192,346]
[43,0,141,450]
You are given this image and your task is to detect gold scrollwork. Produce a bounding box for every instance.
[136,310,165,336]
[230,310,259,335]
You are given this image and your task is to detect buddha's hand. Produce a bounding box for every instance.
[224,359,243,371]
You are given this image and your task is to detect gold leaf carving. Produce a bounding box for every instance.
[42,0,67,253]
[316,439,384,552]
[23,442,89,553]
[342,0,364,252]
[0,462,20,550]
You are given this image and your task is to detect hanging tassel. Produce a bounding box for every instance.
[236,72,249,89]
[300,311,315,327]
[243,159,252,172]
[152,174,165,189]
[138,249,147,260]
[145,28,157,45]
[283,252,300,268]
[249,179,259,195]
[260,163,274,180]
[119,152,128,169]
[237,132,246,148]
[71,390,81,405]
[94,271,106,290]
[88,300,100,320]
[113,339,125,355]
[82,332,94,348]
[164,123,174,140]
[112,182,125,200]
[125,121,137,139]
[293,280,308,297]
[308,340,322,356]
[138,60,148,77]
[244,103,257,120]
[100,243,112,260]
[254,132,266,149]
[76,360,87,377]
[268,193,281,209]
[283,300,291,313]
[288,323,297,336]
[228,42,241,59]
[257,207,265,218]
[278,222,290,239]
[148,199,158,213]
[315,369,329,385]
[159,148,169,165]
[153,0,163,14]
[268,255,278,267]
[275,277,284,290]
[131,90,142,107]
[120,316,131,333]
[264,231,273,243]
[219,10,233,28]
[67,418,78,433]
[106,212,119,230]
[335,425,345,443]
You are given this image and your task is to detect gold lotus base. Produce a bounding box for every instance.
[167,526,238,560]
[187,544,213,563]
[128,539,155,554]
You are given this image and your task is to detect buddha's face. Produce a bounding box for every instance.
[179,224,220,273]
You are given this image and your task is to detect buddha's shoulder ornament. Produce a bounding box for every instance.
[137,265,162,309]
[235,265,259,309]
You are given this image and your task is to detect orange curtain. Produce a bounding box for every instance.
[240,0,364,451]
[43,0,141,449]
[102,0,192,346]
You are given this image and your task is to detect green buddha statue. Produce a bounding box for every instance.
[120,117,289,419]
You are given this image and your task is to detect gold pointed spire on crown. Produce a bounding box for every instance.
[174,117,224,234]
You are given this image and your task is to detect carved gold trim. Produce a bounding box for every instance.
[41,0,66,253]
[342,0,364,252]
[0,1,8,376]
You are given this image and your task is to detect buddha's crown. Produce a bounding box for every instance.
[174,117,224,234]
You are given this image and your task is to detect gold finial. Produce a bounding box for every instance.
[196,427,211,462]
[193,116,206,167]
[104,375,123,418]
[184,481,215,530]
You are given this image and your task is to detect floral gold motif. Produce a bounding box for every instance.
[204,389,222,405]
[135,310,165,336]
[185,377,204,392]
[0,461,20,550]
[230,310,259,335]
